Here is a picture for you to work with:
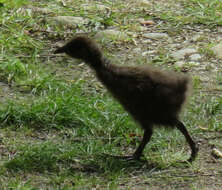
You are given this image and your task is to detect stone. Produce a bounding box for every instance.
[190,34,202,42]
[143,39,152,44]
[95,29,128,40]
[137,26,147,32]
[137,0,151,6]
[82,4,110,11]
[31,7,52,14]
[172,48,197,60]
[211,43,222,59]
[133,48,142,54]
[190,61,200,66]
[25,6,52,15]
[142,33,169,40]
[170,43,182,49]
[51,16,89,28]
[142,50,155,56]
[189,54,201,61]
[174,61,185,67]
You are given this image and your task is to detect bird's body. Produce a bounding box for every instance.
[54,36,198,162]
[94,62,189,128]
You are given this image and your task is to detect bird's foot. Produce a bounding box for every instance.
[188,144,199,163]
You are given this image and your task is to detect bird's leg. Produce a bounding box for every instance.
[175,119,198,162]
[103,128,152,161]
[132,128,153,160]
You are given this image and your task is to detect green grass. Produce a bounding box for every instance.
[0,0,222,189]
[155,0,222,27]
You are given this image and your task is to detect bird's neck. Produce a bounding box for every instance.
[86,55,110,71]
[90,56,118,87]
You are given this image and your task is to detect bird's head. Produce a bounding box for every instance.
[54,36,102,64]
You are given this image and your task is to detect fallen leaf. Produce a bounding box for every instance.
[212,148,222,159]
[24,30,30,35]
[197,126,208,130]
[140,20,155,26]
[129,133,141,138]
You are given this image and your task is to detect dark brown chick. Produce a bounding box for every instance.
[54,36,198,162]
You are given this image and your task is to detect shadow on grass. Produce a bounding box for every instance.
[80,153,159,173]
[4,139,192,175]
[4,150,162,175]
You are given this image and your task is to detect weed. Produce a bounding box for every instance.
[5,142,60,172]
[192,75,201,89]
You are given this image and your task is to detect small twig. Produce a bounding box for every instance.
[140,173,219,179]
[204,135,222,140]
[70,136,141,142]
[200,89,222,93]
[13,84,34,88]
[0,54,62,59]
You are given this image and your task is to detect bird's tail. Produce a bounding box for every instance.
[178,76,191,94]
[177,76,192,106]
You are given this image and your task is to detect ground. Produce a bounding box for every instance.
[0,0,222,189]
